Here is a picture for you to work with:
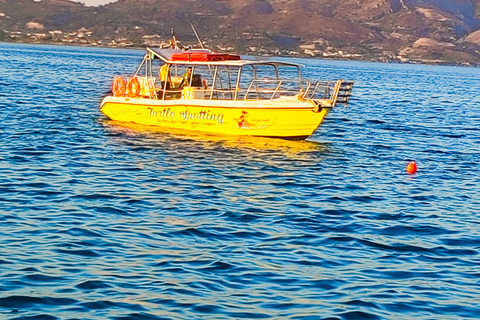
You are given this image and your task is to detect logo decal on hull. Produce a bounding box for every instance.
[234,111,276,130]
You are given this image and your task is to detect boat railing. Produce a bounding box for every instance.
[301,81,312,100]
[304,80,354,105]
[243,79,303,101]
[151,78,349,103]
[156,87,237,100]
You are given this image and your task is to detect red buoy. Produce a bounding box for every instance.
[406,161,417,174]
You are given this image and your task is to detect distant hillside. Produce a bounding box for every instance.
[1,0,480,65]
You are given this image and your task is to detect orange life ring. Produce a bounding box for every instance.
[112,76,126,97]
[127,77,141,98]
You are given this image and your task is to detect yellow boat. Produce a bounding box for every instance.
[100,44,353,140]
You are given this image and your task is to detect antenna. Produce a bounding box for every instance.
[190,22,205,49]
[189,22,213,78]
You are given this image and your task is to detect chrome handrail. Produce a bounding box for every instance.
[244,79,302,101]
[305,80,354,105]
[141,76,352,104]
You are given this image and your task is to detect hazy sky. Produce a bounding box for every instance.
[72,0,118,6]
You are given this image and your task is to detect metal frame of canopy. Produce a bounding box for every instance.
[132,47,306,101]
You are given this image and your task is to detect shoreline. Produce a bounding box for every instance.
[1,39,478,69]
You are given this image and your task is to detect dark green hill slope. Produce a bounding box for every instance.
[1,0,480,65]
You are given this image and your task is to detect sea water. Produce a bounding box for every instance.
[0,42,479,319]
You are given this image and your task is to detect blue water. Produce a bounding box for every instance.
[1,42,480,320]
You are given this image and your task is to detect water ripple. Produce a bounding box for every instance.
[1,43,480,319]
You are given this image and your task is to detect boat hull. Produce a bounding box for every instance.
[100,96,330,139]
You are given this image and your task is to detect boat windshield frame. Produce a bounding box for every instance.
[132,47,306,101]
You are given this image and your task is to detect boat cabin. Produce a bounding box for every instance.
[125,47,336,102]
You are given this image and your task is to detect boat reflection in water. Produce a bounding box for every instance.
[102,119,332,156]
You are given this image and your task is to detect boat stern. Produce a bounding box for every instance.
[304,80,354,109]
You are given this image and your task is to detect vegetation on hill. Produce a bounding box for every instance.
[1,0,480,65]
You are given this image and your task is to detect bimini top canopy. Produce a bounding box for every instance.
[146,47,302,68]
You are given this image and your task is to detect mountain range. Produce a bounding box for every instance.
[1,0,480,65]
